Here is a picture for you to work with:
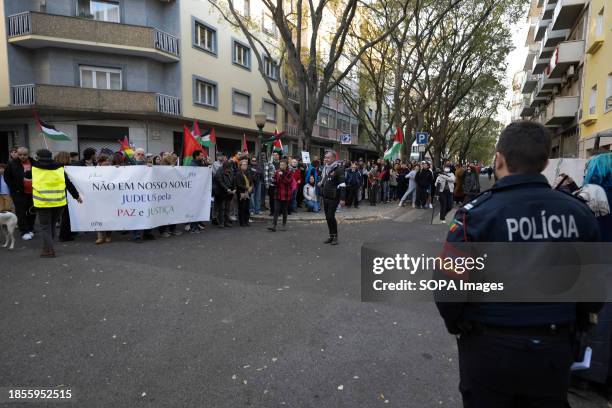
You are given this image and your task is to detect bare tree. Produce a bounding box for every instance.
[208,0,409,151]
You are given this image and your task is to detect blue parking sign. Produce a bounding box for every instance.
[416,132,429,145]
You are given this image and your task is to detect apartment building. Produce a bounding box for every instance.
[0,0,183,162]
[0,0,362,163]
[579,0,611,156]
[519,0,611,158]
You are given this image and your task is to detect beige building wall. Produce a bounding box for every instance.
[179,0,282,136]
[0,0,10,107]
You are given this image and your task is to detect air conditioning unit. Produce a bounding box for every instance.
[567,65,575,78]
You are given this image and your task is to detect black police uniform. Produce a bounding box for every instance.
[436,173,601,408]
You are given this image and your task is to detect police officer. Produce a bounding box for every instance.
[319,151,346,245]
[32,149,82,258]
[436,121,601,407]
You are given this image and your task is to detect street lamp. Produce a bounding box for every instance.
[254,111,267,157]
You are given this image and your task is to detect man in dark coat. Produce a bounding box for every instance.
[319,151,346,245]
[3,146,36,239]
[214,161,236,228]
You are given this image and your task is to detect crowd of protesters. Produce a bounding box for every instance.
[0,144,489,252]
[3,143,608,257]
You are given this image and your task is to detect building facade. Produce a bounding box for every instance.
[0,0,361,163]
[579,0,611,156]
[518,0,611,158]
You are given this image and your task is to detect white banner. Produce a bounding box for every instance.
[542,158,587,187]
[65,166,212,231]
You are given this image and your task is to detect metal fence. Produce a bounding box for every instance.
[10,84,36,106]
[156,93,181,115]
[7,12,32,37]
[154,29,180,57]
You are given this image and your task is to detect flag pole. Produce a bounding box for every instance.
[42,132,49,149]
[33,110,49,150]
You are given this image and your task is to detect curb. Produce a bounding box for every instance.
[250,213,386,223]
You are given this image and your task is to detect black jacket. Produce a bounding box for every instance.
[3,157,34,194]
[32,158,80,200]
[214,170,235,198]
[345,169,363,187]
[462,171,480,195]
[415,169,433,188]
[235,170,254,195]
[321,162,346,201]
[436,173,602,333]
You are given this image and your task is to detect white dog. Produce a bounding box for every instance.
[0,211,17,250]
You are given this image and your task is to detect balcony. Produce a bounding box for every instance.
[7,12,179,63]
[586,33,604,54]
[533,57,551,75]
[551,0,586,31]
[520,97,535,117]
[523,49,537,72]
[283,123,344,142]
[539,26,569,59]
[586,22,604,54]
[529,91,549,108]
[9,84,181,116]
[534,18,552,41]
[546,40,584,78]
[542,0,558,20]
[544,95,579,126]
[535,75,562,97]
[580,111,597,126]
[521,73,539,94]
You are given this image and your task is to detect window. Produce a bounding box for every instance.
[233,40,251,69]
[318,107,335,128]
[589,85,598,115]
[194,21,216,55]
[337,113,351,132]
[77,0,120,22]
[234,0,250,17]
[596,8,604,37]
[351,122,358,136]
[194,77,217,108]
[79,65,121,90]
[263,100,277,122]
[262,12,276,36]
[606,74,612,112]
[263,57,278,80]
[232,90,251,116]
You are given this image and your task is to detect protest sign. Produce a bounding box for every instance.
[301,151,311,164]
[542,158,587,187]
[65,166,212,231]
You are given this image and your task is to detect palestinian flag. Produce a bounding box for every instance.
[182,125,202,166]
[118,136,134,158]
[191,121,208,157]
[35,114,70,141]
[263,129,285,145]
[201,128,216,148]
[272,137,283,153]
[383,127,404,160]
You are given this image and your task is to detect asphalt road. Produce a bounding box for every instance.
[0,175,608,407]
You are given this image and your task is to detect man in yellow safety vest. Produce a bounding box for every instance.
[32,149,82,258]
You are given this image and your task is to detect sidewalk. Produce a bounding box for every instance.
[250,201,436,222]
